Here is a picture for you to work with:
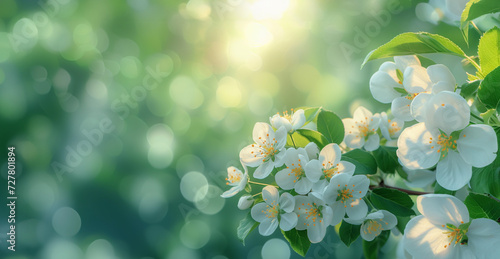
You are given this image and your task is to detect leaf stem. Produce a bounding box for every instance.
[465,55,483,77]
[248,181,277,187]
[252,192,262,197]
[470,21,482,36]
[289,133,297,149]
[470,112,484,122]
[370,179,430,196]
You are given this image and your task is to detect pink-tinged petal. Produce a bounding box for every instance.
[353,106,374,123]
[251,203,270,222]
[394,55,421,72]
[291,109,306,130]
[436,151,472,191]
[253,122,274,146]
[275,169,295,190]
[239,145,265,167]
[457,124,498,168]
[392,97,414,121]
[427,64,456,90]
[364,134,380,151]
[275,126,287,150]
[270,114,292,133]
[319,143,342,166]
[305,159,323,182]
[295,178,313,195]
[369,71,403,103]
[259,218,279,236]
[304,142,319,160]
[416,194,469,226]
[279,192,295,213]
[397,123,440,170]
[338,161,355,176]
[350,175,370,197]
[467,218,500,259]
[254,160,274,179]
[344,134,365,149]
[262,186,279,205]
[280,212,298,231]
[403,65,432,93]
[346,198,368,220]
[404,216,458,259]
[424,91,470,134]
[411,93,432,123]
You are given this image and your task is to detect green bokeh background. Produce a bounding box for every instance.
[0,0,493,258]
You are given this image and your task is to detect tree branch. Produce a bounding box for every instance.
[370,179,430,196]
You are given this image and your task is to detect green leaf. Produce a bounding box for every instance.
[461,0,500,41]
[396,216,411,235]
[372,146,399,174]
[316,110,344,144]
[434,182,456,195]
[464,192,500,220]
[362,230,390,259]
[470,126,500,199]
[339,220,361,247]
[478,27,500,76]
[416,55,436,67]
[301,107,322,125]
[478,66,500,108]
[370,188,416,217]
[395,166,408,180]
[296,129,329,150]
[281,229,311,257]
[460,80,481,99]
[287,132,309,148]
[237,213,258,245]
[342,149,378,175]
[362,32,466,67]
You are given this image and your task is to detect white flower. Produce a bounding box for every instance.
[397,92,498,190]
[305,143,356,193]
[343,106,381,151]
[275,148,315,195]
[416,0,468,25]
[238,195,254,210]
[323,173,370,226]
[370,55,456,121]
[404,194,500,259]
[240,122,287,179]
[295,192,333,243]
[221,164,248,198]
[379,112,404,141]
[346,210,398,241]
[270,109,306,133]
[251,186,298,236]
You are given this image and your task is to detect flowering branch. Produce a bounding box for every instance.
[370,179,430,196]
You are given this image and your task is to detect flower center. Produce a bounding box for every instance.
[387,120,401,137]
[252,136,279,162]
[298,202,323,227]
[287,160,304,183]
[405,93,419,100]
[364,219,384,235]
[349,118,376,138]
[226,169,241,185]
[263,201,280,218]
[278,108,295,123]
[337,184,358,207]
[442,222,469,248]
[323,166,339,179]
[429,133,457,158]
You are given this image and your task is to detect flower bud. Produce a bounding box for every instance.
[238,195,254,210]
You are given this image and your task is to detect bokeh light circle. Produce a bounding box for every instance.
[194,185,225,215]
[180,171,208,202]
[52,207,82,237]
[261,238,290,259]
[180,220,211,249]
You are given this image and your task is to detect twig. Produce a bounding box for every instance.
[370,179,430,196]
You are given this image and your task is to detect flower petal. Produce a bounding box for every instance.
[259,218,279,236]
[416,194,469,226]
[270,115,292,133]
[253,122,273,146]
[323,173,350,204]
[338,161,355,176]
[369,71,402,103]
[280,212,298,231]
[364,134,380,151]
[312,180,328,194]
[330,202,345,226]
[379,210,397,230]
[394,55,421,72]
[251,203,270,222]
[411,92,432,123]
[467,218,500,259]
[350,175,370,197]
[392,97,413,121]
[403,65,432,93]
[238,195,254,210]
[291,109,306,130]
[361,221,382,241]
[307,221,326,243]
[404,215,458,259]
[397,123,441,170]
[436,151,472,191]
[239,145,265,167]
[304,142,320,160]
[346,198,368,220]
[262,185,279,205]
[344,133,364,149]
[457,124,498,168]
[295,178,313,195]
[275,168,295,190]
[319,143,342,166]
[254,160,274,179]
[427,64,456,91]
[221,186,242,198]
[424,91,470,134]
[279,192,295,213]
[275,126,288,150]
[284,148,299,167]
[305,159,323,182]
[353,106,373,122]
